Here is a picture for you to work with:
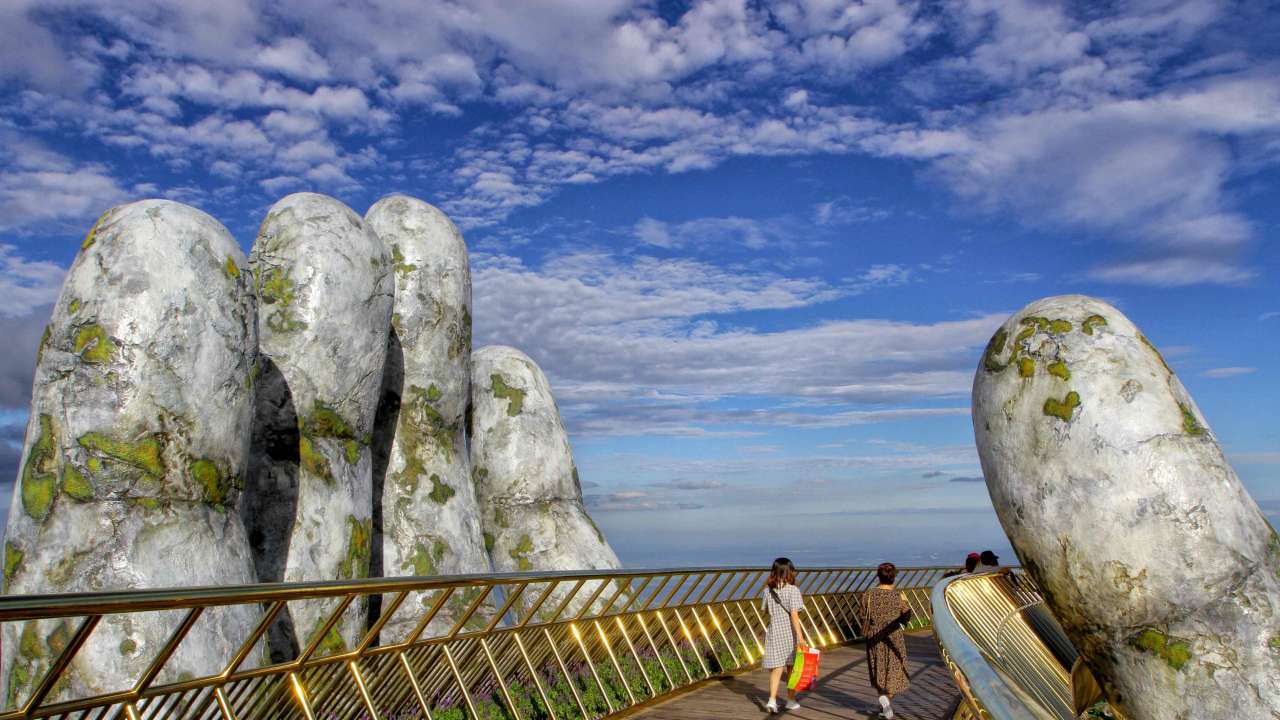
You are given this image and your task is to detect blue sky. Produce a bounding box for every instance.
[1,0,1277,569]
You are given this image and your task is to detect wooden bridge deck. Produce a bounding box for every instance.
[631,632,962,720]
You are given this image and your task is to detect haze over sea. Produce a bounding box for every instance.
[1,1,1276,571]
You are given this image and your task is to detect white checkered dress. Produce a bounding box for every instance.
[761,584,804,669]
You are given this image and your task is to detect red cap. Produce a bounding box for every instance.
[966,552,980,559]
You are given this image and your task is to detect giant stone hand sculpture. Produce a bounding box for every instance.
[2,192,624,697]
[2,201,260,700]
[470,346,620,618]
[972,295,1280,720]
[365,195,492,642]
[243,193,393,653]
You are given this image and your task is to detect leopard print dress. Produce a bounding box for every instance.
[862,587,910,696]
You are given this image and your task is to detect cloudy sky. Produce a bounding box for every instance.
[1,0,1277,568]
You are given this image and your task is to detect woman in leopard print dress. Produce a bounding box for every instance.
[862,562,912,718]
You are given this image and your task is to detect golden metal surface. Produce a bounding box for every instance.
[931,573,1082,720]
[1,565,955,719]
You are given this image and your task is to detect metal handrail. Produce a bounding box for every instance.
[931,573,1079,720]
[1,565,954,719]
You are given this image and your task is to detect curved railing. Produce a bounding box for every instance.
[0,565,952,719]
[931,572,1097,720]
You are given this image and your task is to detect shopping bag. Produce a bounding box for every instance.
[787,647,820,691]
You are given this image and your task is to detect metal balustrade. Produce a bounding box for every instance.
[931,572,1092,720]
[0,565,954,720]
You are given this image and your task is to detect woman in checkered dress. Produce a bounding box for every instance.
[762,557,808,713]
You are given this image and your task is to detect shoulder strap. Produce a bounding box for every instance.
[769,587,786,609]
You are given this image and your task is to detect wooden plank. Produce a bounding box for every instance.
[633,632,961,719]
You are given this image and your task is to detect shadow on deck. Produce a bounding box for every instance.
[631,632,961,720]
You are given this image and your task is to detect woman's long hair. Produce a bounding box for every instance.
[766,557,797,588]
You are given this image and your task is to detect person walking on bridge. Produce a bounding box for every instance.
[861,562,913,719]
[762,557,808,713]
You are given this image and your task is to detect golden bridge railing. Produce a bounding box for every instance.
[931,572,1093,720]
[1,565,953,720]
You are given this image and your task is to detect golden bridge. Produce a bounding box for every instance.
[0,566,1090,719]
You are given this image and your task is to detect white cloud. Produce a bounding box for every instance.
[1087,257,1254,286]
[0,0,1271,288]
[1201,367,1256,379]
[472,249,1000,437]
[255,38,333,81]
[0,134,130,231]
[0,246,65,318]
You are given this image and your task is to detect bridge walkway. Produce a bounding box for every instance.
[632,631,961,720]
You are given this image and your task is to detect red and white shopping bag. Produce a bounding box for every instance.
[787,647,820,691]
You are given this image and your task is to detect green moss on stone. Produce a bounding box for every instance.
[298,435,333,484]
[412,386,457,457]
[1180,403,1206,436]
[79,431,165,479]
[483,532,495,553]
[426,384,442,402]
[1043,391,1081,421]
[1270,532,1280,580]
[303,401,357,440]
[509,534,534,571]
[390,244,417,277]
[256,266,307,333]
[73,324,115,364]
[120,637,137,655]
[19,621,42,658]
[337,515,372,579]
[61,464,94,501]
[21,414,59,521]
[1132,628,1192,670]
[35,325,51,365]
[4,542,24,589]
[450,307,472,361]
[81,212,107,251]
[1138,334,1173,374]
[45,622,71,655]
[493,505,508,529]
[1018,358,1035,377]
[982,327,1009,373]
[133,497,162,511]
[428,474,455,504]
[68,299,81,314]
[404,538,449,577]
[223,255,241,280]
[491,374,525,416]
[1270,636,1280,649]
[1048,319,1072,334]
[1014,324,1036,347]
[312,618,346,655]
[1082,315,1107,335]
[404,542,436,576]
[1047,362,1070,381]
[343,439,360,465]
[189,458,230,506]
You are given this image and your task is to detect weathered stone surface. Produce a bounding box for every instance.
[2,200,259,701]
[470,346,620,612]
[364,195,491,642]
[244,193,392,654]
[972,295,1280,720]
